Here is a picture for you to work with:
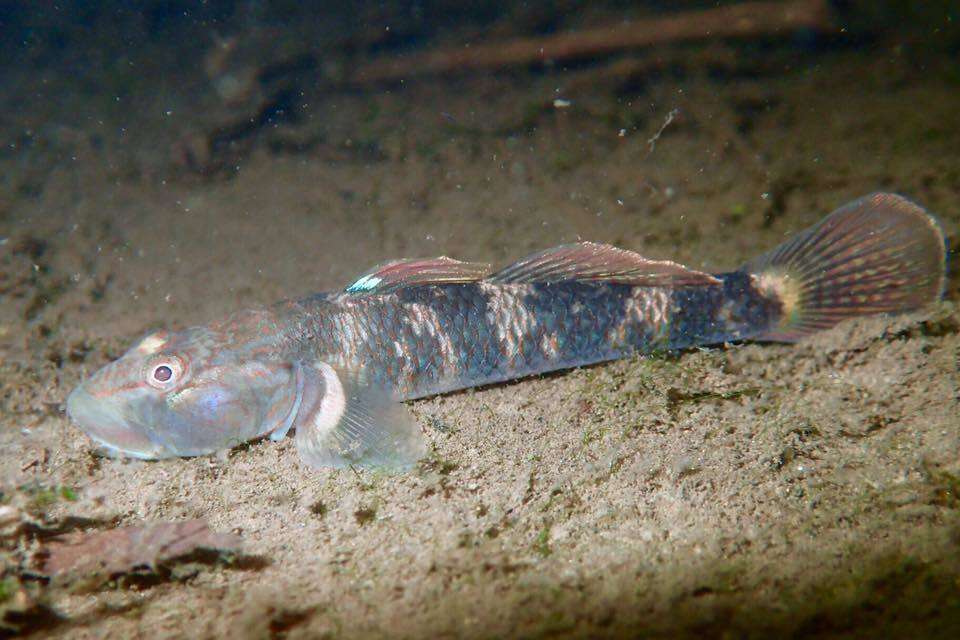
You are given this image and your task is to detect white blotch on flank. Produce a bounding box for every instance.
[407,303,457,368]
[540,333,559,359]
[481,282,534,362]
[615,289,670,344]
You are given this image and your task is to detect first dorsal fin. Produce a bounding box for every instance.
[345,257,491,294]
[488,241,721,287]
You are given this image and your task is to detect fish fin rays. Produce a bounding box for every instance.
[292,361,426,470]
[345,243,717,294]
[345,257,491,294]
[744,192,948,341]
[488,241,721,287]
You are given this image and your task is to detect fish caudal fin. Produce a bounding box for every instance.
[744,192,948,342]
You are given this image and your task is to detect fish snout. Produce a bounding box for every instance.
[66,383,167,459]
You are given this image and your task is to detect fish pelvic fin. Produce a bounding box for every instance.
[292,361,426,470]
[744,192,948,342]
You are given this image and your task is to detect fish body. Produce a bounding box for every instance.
[277,272,775,401]
[67,193,947,469]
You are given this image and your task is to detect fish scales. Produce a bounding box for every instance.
[65,193,948,469]
[282,275,779,401]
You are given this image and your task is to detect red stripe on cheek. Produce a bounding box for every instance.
[90,380,147,398]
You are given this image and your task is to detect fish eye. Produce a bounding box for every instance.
[146,356,184,389]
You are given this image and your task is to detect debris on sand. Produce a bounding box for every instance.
[38,519,241,585]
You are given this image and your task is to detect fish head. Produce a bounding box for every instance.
[67,313,299,459]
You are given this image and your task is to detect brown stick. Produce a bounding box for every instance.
[352,0,834,83]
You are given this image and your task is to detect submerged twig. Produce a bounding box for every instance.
[351,0,834,83]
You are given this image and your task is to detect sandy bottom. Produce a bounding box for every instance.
[1,41,959,638]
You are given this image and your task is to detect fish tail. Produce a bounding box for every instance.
[742,192,948,342]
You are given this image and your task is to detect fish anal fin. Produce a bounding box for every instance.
[292,361,425,470]
[489,241,720,287]
[345,257,491,294]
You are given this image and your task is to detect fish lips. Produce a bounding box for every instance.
[66,383,172,460]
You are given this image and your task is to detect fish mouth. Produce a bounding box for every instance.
[66,384,169,460]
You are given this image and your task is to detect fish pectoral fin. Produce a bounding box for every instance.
[292,361,426,470]
[345,257,491,294]
[488,241,721,287]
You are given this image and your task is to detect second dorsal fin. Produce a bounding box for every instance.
[488,241,721,287]
[345,257,491,294]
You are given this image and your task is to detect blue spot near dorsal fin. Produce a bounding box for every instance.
[346,274,383,293]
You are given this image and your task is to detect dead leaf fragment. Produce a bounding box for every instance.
[40,519,241,579]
